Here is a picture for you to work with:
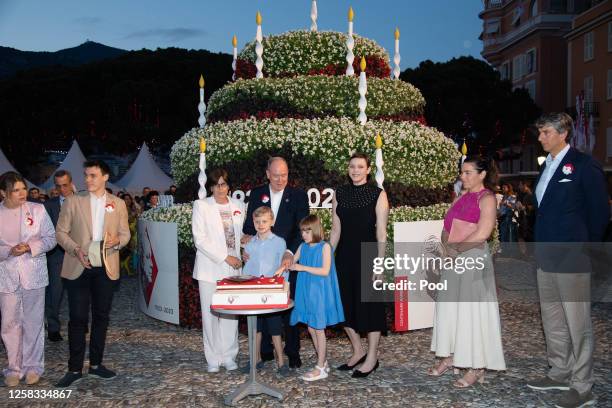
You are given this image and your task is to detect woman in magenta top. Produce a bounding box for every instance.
[429,156,506,388]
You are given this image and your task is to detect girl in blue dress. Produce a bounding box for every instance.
[276,214,344,381]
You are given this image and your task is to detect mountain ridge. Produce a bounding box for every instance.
[0,41,128,78]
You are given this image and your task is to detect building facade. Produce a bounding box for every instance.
[480,0,610,173]
[480,0,592,113]
[566,0,612,165]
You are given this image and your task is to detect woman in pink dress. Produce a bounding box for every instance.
[428,157,506,388]
[0,172,56,386]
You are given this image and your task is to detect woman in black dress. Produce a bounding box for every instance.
[330,153,389,377]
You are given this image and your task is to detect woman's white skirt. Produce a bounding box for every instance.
[430,245,506,370]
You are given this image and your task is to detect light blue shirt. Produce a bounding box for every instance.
[243,233,287,278]
[535,144,570,205]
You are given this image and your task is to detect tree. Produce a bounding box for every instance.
[400,56,541,155]
[0,47,233,179]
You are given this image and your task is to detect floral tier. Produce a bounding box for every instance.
[236,31,390,78]
[206,76,425,123]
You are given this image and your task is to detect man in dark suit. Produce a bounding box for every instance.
[44,170,75,342]
[526,113,609,408]
[243,157,309,368]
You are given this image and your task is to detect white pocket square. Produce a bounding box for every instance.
[558,178,572,183]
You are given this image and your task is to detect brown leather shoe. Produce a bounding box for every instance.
[25,372,41,385]
[4,374,20,387]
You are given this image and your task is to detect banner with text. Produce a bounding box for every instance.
[138,219,179,324]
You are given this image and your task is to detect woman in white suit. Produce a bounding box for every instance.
[0,172,56,386]
[192,168,245,373]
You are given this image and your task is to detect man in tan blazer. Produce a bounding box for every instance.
[55,159,130,387]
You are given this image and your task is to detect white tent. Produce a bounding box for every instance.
[115,142,174,194]
[42,141,119,193]
[0,147,41,190]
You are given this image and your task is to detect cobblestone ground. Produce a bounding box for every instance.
[2,257,610,407]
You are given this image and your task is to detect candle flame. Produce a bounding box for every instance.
[395,27,400,40]
[256,11,262,25]
[348,7,354,22]
[461,141,467,156]
[360,56,366,72]
[199,75,205,88]
[375,133,383,149]
[200,137,206,153]
[232,35,237,47]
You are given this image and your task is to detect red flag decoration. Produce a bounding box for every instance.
[394,276,409,331]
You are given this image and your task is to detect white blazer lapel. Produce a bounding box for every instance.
[205,197,226,245]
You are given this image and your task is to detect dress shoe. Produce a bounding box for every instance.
[25,372,41,385]
[207,365,220,373]
[352,360,379,378]
[526,376,570,391]
[240,360,265,374]
[337,355,367,371]
[276,364,291,377]
[55,371,83,388]
[4,374,20,387]
[261,352,275,362]
[552,389,595,408]
[48,331,63,342]
[88,365,116,379]
[288,356,302,369]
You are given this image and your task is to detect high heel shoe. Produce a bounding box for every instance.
[453,369,485,388]
[352,360,379,378]
[427,358,459,377]
[337,354,367,371]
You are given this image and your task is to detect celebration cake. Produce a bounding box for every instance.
[211,276,290,310]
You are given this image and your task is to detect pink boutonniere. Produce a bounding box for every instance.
[562,163,574,175]
[24,211,34,226]
[261,194,270,204]
[233,210,241,216]
[105,202,115,213]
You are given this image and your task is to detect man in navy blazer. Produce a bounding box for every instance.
[526,113,609,408]
[243,157,309,368]
[43,170,75,342]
